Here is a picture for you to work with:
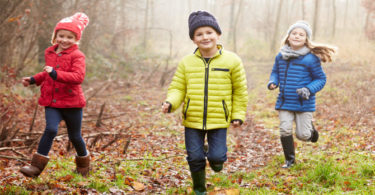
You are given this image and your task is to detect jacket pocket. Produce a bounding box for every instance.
[222,100,228,122]
[184,98,190,120]
[212,68,229,72]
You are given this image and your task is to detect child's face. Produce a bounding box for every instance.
[192,26,220,52]
[55,30,77,50]
[287,28,307,50]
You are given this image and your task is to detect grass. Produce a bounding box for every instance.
[3,40,375,194]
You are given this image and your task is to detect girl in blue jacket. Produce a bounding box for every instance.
[268,21,336,168]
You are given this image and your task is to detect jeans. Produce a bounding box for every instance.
[185,127,227,172]
[37,107,87,156]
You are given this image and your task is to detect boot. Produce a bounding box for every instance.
[209,162,223,172]
[191,169,206,195]
[75,153,90,176]
[280,135,295,168]
[20,153,49,178]
[310,122,319,143]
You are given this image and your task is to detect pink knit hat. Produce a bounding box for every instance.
[53,12,89,41]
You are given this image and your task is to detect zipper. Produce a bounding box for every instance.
[222,100,228,121]
[201,57,211,130]
[279,61,290,108]
[184,98,190,120]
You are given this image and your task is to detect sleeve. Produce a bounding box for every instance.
[305,60,326,94]
[32,72,48,86]
[231,60,248,122]
[165,61,186,112]
[55,54,85,84]
[267,55,280,89]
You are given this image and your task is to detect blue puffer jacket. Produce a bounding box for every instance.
[268,52,326,112]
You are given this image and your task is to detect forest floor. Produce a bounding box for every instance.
[1,58,375,194]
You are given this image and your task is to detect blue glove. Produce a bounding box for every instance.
[296,87,310,100]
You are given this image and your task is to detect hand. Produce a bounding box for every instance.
[269,83,277,90]
[161,102,171,113]
[43,66,53,73]
[296,87,310,100]
[22,77,31,87]
[231,120,241,128]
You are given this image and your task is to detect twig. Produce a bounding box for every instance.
[86,81,112,104]
[102,124,132,150]
[0,146,29,151]
[29,101,38,132]
[0,155,29,161]
[126,155,184,161]
[123,135,131,155]
[96,103,106,127]
[82,112,128,123]
[28,134,42,154]
[11,149,28,159]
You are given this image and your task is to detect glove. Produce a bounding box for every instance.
[296,87,310,100]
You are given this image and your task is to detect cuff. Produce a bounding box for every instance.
[231,119,243,125]
[30,77,36,84]
[267,82,277,90]
[166,101,172,113]
[49,69,57,80]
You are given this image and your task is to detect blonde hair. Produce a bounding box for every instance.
[282,36,337,63]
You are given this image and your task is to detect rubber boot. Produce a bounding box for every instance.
[75,153,90,176]
[310,122,319,143]
[209,162,223,172]
[191,169,206,195]
[20,153,49,178]
[280,135,295,168]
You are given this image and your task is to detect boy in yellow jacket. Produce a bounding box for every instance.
[162,11,248,194]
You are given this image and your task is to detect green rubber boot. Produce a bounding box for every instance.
[209,162,223,172]
[191,169,206,195]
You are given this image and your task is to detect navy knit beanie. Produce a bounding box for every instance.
[188,11,222,40]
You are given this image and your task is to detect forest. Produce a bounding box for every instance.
[1,0,375,194]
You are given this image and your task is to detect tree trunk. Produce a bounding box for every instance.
[143,0,149,51]
[232,0,244,53]
[270,0,284,54]
[227,0,235,47]
[312,0,320,38]
[301,0,306,20]
[331,0,336,38]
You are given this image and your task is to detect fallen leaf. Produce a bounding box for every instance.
[132,181,145,191]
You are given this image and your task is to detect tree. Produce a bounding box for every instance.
[270,0,284,54]
[312,0,320,38]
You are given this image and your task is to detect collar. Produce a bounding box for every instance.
[194,44,223,58]
[46,44,78,54]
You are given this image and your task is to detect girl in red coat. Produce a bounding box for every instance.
[20,12,90,177]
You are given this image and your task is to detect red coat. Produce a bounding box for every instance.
[33,44,86,108]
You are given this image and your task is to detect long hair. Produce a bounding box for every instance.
[282,36,337,63]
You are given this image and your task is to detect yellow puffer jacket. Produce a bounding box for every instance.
[166,45,248,130]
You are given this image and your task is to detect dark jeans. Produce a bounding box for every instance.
[185,127,227,172]
[37,107,87,156]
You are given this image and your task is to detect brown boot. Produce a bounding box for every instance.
[75,154,90,176]
[20,153,49,178]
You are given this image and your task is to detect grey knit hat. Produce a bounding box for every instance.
[188,11,222,39]
[287,21,312,39]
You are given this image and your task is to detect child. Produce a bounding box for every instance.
[20,12,90,177]
[162,11,248,194]
[268,21,336,168]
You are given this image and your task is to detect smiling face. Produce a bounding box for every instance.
[192,26,220,57]
[287,28,307,50]
[54,29,77,52]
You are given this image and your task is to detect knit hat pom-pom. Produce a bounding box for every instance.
[72,12,89,29]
